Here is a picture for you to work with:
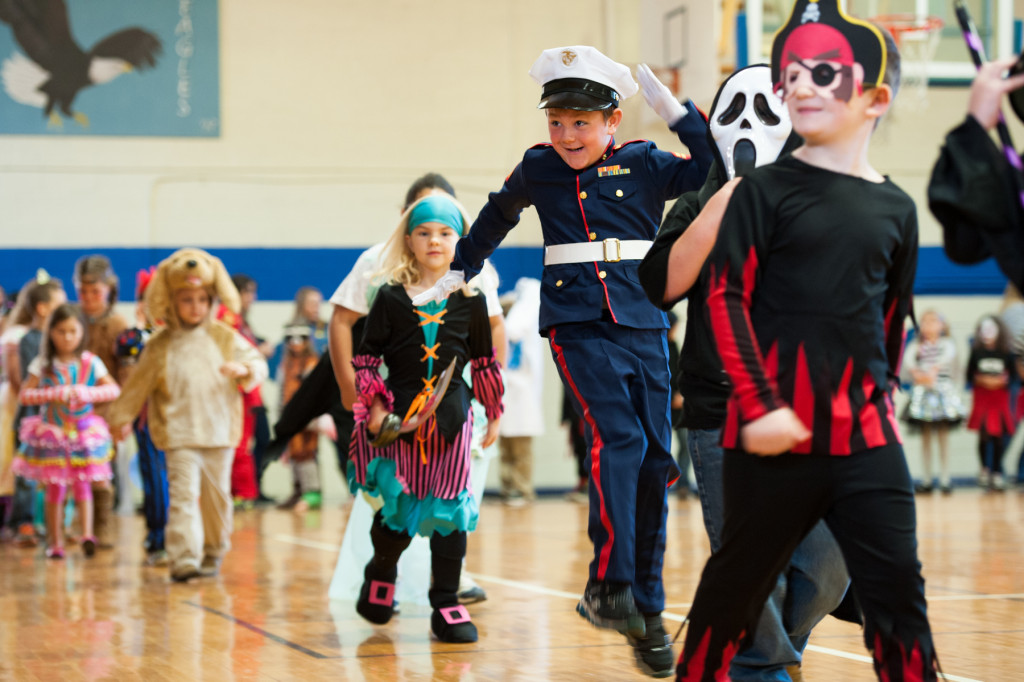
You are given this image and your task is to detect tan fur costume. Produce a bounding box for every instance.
[107,248,268,449]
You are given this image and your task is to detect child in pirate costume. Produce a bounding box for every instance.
[675,3,938,679]
[349,193,503,643]
[413,45,713,677]
[638,64,854,682]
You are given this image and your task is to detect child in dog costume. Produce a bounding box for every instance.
[107,248,268,583]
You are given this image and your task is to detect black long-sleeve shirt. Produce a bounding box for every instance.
[707,157,917,455]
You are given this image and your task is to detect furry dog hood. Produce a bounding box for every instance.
[145,248,240,329]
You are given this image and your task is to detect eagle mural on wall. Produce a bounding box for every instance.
[0,0,161,128]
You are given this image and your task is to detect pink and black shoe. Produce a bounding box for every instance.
[431,604,478,643]
[356,563,397,625]
[45,545,65,560]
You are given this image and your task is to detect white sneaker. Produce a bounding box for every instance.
[992,473,1007,491]
[458,572,487,604]
[977,470,991,488]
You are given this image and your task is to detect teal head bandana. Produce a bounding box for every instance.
[407,195,465,235]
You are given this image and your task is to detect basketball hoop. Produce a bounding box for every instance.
[873,14,944,108]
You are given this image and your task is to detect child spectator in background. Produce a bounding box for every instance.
[0,280,36,540]
[73,255,128,549]
[998,284,1024,485]
[114,267,170,565]
[497,277,543,506]
[7,273,66,547]
[966,314,1016,491]
[276,324,329,512]
[108,248,268,583]
[15,303,119,559]
[217,275,271,509]
[901,309,965,494]
[271,287,329,371]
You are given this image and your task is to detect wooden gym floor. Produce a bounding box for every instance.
[0,488,1021,681]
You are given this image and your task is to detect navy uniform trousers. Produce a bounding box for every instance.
[549,317,678,614]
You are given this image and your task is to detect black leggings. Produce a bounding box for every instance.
[977,430,1006,475]
[677,444,936,681]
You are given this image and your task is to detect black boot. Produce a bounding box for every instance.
[429,531,477,643]
[356,512,412,625]
[626,613,674,678]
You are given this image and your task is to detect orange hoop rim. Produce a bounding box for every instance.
[872,14,944,45]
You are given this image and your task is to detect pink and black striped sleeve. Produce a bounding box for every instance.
[467,294,504,419]
[352,289,396,418]
[883,206,919,383]
[705,177,787,425]
[19,384,65,406]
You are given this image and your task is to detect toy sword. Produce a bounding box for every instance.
[370,357,458,448]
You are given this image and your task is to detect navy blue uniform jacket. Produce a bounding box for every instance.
[453,101,713,333]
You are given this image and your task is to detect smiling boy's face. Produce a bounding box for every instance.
[545,107,622,170]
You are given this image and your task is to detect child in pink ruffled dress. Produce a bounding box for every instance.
[13,303,120,558]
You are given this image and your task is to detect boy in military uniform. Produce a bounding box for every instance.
[415,45,712,677]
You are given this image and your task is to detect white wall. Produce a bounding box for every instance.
[7,1,1022,501]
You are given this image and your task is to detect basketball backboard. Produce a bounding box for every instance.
[748,0,1016,84]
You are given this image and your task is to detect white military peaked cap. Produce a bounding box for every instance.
[529,45,638,111]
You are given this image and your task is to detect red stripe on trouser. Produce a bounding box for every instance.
[550,330,614,580]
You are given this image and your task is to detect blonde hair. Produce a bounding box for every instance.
[374,193,476,291]
[918,308,950,338]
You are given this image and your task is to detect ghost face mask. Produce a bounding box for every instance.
[709,65,792,180]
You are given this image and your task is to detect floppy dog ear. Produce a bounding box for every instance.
[211,254,240,314]
[145,257,173,327]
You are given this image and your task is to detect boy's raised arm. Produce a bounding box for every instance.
[637,64,713,181]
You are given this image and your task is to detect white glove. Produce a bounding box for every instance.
[637,64,686,126]
[410,270,466,306]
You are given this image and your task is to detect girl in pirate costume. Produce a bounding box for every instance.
[349,193,503,643]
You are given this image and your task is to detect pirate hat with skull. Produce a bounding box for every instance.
[771,0,887,101]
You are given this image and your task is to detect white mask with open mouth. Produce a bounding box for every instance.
[709,65,792,180]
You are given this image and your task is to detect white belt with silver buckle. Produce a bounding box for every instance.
[544,238,653,266]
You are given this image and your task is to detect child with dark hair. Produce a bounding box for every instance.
[966,314,1016,490]
[73,254,127,548]
[14,303,119,558]
[414,45,713,677]
[5,273,66,547]
[114,267,170,565]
